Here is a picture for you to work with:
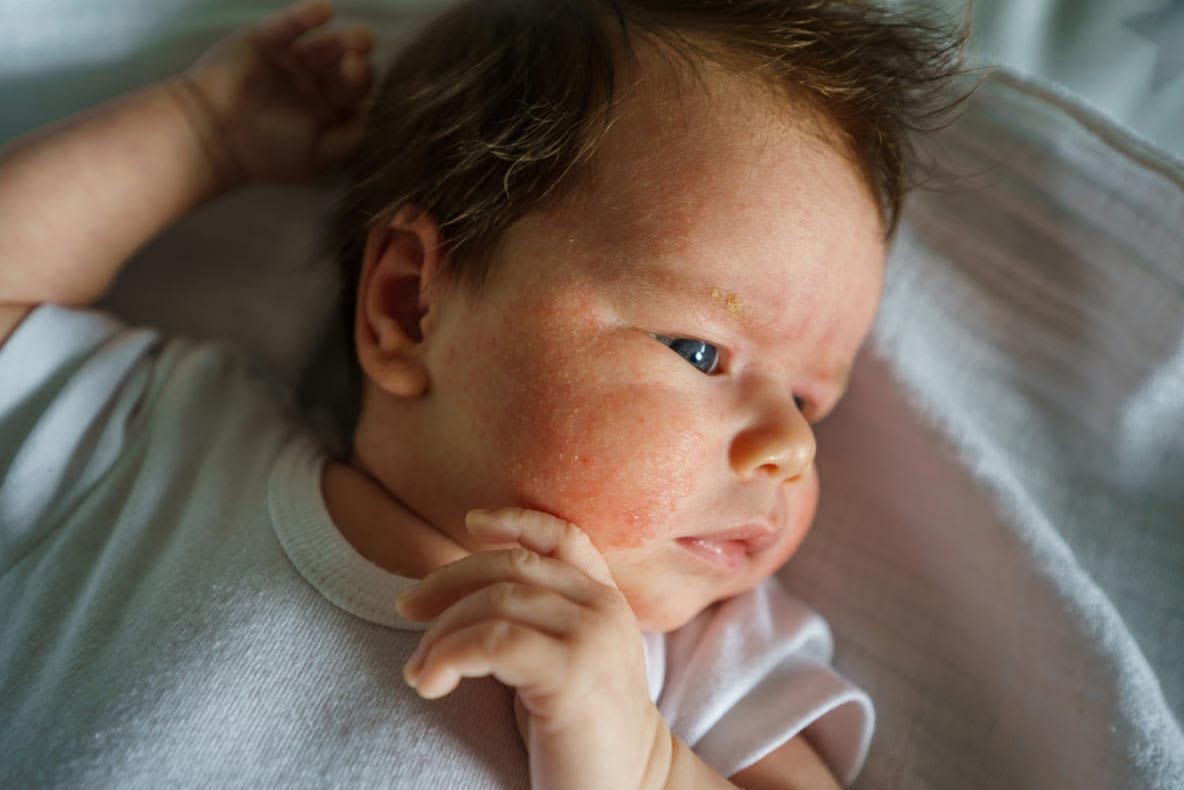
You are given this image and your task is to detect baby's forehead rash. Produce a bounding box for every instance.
[633,268,762,332]
[711,287,743,315]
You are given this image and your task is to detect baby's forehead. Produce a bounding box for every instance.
[492,55,885,353]
[567,69,870,246]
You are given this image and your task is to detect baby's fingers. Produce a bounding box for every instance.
[249,1,336,52]
[293,27,374,116]
[408,620,567,699]
[324,49,375,108]
[467,508,617,589]
[396,547,598,622]
[295,25,374,69]
[405,583,581,693]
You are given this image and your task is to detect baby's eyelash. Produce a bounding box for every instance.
[652,334,721,375]
[650,334,816,415]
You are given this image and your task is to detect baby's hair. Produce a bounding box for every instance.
[325,0,970,356]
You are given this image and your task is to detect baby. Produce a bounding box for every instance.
[0,1,964,788]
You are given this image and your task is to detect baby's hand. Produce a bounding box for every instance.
[174,0,374,186]
[396,508,674,790]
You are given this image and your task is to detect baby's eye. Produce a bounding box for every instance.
[653,334,720,375]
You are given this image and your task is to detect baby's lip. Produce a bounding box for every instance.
[680,523,780,554]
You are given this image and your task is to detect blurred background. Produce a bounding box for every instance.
[934,0,1183,159]
[1,0,1182,159]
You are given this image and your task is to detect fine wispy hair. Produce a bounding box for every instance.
[325,0,972,350]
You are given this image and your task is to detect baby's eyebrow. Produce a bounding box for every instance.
[639,271,743,317]
[633,271,746,322]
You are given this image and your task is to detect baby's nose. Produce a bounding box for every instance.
[728,395,816,483]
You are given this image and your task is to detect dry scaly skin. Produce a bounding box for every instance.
[711,287,743,314]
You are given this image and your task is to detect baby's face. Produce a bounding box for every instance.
[409,69,884,632]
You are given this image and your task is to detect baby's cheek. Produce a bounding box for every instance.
[487,315,702,548]
[470,291,708,550]
[506,383,706,551]
[772,468,819,567]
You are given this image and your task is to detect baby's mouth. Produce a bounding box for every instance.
[676,524,779,572]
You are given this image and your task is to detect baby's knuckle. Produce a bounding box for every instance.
[559,520,588,546]
[505,547,539,574]
[488,581,519,609]
[504,506,531,522]
[480,620,516,655]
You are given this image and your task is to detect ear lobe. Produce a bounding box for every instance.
[355,206,447,398]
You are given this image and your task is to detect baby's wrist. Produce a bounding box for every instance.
[655,731,741,790]
[166,74,248,192]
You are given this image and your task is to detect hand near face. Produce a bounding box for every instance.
[395,508,673,790]
[177,0,375,186]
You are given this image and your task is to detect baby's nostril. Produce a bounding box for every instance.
[760,462,792,480]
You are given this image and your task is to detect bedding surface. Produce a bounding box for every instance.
[788,70,1184,788]
[2,2,1182,788]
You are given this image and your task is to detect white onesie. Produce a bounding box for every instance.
[0,304,873,788]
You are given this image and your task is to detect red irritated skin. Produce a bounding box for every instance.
[337,57,885,634]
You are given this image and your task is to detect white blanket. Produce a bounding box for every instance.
[784,72,1184,788]
[2,1,1182,786]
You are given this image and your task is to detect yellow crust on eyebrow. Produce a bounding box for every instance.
[710,287,743,314]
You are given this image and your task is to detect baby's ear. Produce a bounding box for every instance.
[354,205,448,397]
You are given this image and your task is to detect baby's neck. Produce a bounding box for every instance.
[320,459,469,579]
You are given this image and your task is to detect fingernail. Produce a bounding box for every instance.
[404,645,424,686]
[465,509,494,531]
[395,584,419,614]
[419,669,454,700]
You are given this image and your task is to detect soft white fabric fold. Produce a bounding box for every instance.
[779,71,1184,789]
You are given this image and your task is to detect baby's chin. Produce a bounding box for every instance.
[625,580,754,634]
[634,606,700,634]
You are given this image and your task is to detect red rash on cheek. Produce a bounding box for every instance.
[470,295,706,552]
[516,386,707,552]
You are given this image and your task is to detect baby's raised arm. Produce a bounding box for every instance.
[0,0,373,343]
